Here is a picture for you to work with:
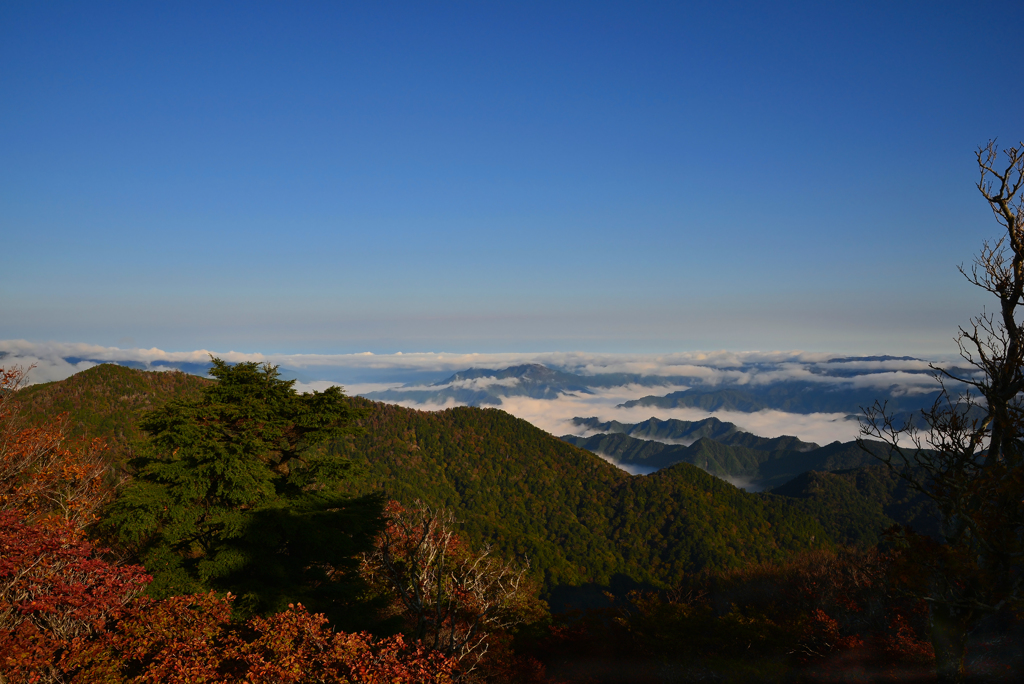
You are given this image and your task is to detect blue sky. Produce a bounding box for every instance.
[2,1,1021,356]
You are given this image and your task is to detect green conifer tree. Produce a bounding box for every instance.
[104,358,384,627]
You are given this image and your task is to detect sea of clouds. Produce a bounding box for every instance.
[1,339,953,448]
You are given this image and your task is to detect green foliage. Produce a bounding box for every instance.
[327,399,832,593]
[569,416,817,452]
[103,359,384,626]
[13,364,210,464]
[563,429,887,491]
[769,465,940,547]
[18,366,836,600]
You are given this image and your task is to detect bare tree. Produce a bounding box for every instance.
[861,141,1024,684]
[360,501,537,677]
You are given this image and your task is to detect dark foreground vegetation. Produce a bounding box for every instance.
[2,142,1023,683]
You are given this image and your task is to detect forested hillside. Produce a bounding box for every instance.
[568,416,818,451]
[561,417,938,546]
[327,399,831,590]
[770,464,941,546]
[12,364,935,596]
[4,362,969,681]
[562,428,885,490]
[13,364,210,462]
[14,365,834,595]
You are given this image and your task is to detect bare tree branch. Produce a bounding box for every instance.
[859,141,1024,684]
[361,500,537,677]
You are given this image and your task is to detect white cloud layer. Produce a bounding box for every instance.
[0,340,922,444]
[0,354,101,384]
[381,384,861,445]
[495,393,862,446]
[431,376,524,391]
[591,452,660,477]
[0,340,954,384]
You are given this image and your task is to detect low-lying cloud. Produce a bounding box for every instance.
[591,452,659,477]
[369,384,861,446]
[0,339,916,445]
[0,353,101,384]
[0,340,956,385]
[424,376,524,391]
[493,392,862,446]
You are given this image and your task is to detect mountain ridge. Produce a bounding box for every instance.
[568,415,819,451]
[363,363,684,406]
[561,430,885,491]
[13,364,835,594]
[618,382,943,416]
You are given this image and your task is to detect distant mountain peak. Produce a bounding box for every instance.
[823,355,921,363]
[437,363,568,385]
[365,363,596,407]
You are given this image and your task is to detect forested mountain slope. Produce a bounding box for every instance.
[560,422,940,543]
[328,399,831,591]
[13,364,210,462]
[562,429,884,490]
[569,416,818,451]
[11,366,833,594]
[769,464,941,546]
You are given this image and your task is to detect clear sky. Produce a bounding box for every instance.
[2,1,1021,356]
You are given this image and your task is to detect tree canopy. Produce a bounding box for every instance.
[104,358,385,626]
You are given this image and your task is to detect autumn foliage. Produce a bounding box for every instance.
[1,366,112,529]
[0,513,458,684]
[0,511,150,683]
[0,366,145,683]
[74,592,457,683]
[1,366,463,684]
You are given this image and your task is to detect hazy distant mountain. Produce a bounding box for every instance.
[362,363,681,406]
[569,416,818,451]
[60,356,215,377]
[562,417,886,490]
[561,433,689,469]
[619,381,943,416]
[362,358,950,417]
